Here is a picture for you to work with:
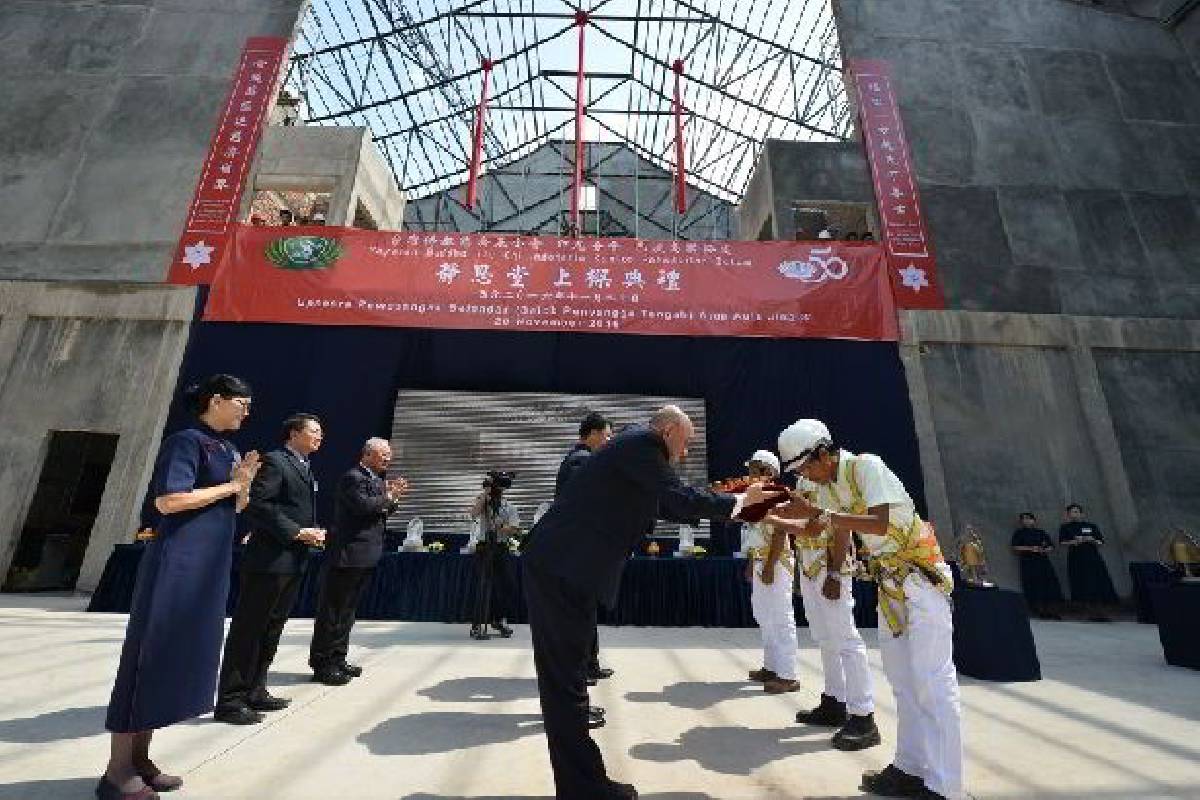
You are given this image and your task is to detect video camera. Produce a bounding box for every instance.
[483,470,515,492]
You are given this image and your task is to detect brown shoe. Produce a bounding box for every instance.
[764,678,801,694]
[748,667,777,683]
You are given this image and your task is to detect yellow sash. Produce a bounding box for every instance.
[826,457,950,636]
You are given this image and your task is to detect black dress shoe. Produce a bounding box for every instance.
[860,764,926,797]
[606,779,638,799]
[213,706,264,725]
[340,662,363,678]
[312,668,351,686]
[248,693,291,712]
[832,713,882,751]
[588,705,606,718]
[587,666,614,680]
[493,621,514,638]
[586,676,598,686]
[587,715,607,729]
[470,625,490,640]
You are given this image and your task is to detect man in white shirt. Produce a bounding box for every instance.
[767,419,963,800]
[742,450,800,694]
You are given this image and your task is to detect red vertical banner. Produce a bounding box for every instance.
[570,10,588,235]
[848,59,945,309]
[464,59,493,210]
[672,59,687,215]
[167,37,289,285]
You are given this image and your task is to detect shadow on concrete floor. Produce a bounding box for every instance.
[359,711,544,755]
[418,677,540,703]
[267,670,318,686]
[0,777,98,800]
[629,725,833,775]
[401,795,723,800]
[0,706,105,743]
[624,681,762,710]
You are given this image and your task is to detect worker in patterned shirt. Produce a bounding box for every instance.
[741,450,800,695]
[790,469,878,751]
[767,419,963,800]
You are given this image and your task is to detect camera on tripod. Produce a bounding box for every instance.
[483,470,515,493]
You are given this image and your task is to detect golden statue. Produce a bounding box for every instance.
[1163,528,1200,583]
[956,525,992,587]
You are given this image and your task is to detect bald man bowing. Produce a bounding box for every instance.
[523,406,780,800]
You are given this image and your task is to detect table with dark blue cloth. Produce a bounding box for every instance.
[1129,561,1173,624]
[951,583,1041,682]
[88,546,879,628]
[1151,582,1200,670]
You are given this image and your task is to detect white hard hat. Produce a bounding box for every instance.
[745,449,780,475]
[778,419,832,472]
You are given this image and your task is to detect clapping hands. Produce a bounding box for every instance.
[386,477,410,502]
[232,451,261,491]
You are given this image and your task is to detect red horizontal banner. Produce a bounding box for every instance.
[203,226,899,342]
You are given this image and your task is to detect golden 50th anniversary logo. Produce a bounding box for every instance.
[265,236,344,270]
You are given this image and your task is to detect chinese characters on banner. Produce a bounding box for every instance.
[203,226,900,342]
[166,37,289,285]
[847,59,945,309]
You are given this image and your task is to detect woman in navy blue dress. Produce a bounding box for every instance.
[100,375,260,800]
[1058,503,1119,622]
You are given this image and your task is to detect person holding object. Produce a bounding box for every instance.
[741,450,801,694]
[309,438,408,683]
[216,413,326,724]
[1058,503,1118,622]
[469,471,521,640]
[102,375,259,800]
[766,419,962,800]
[789,470,877,748]
[523,405,784,800]
[1010,512,1064,619]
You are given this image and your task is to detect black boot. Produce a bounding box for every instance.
[795,693,848,726]
[470,624,490,640]
[832,712,882,751]
[860,764,925,797]
[493,620,514,638]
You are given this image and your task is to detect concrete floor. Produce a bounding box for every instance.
[0,595,1196,800]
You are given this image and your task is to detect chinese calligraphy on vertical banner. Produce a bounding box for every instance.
[203,226,899,342]
[167,37,289,285]
[848,59,945,309]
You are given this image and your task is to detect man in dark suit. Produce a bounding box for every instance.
[555,412,614,688]
[308,438,408,683]
[216,413,325,725]
[524,405,778,799]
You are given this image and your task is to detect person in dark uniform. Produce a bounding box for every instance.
[523,405,778,799]
[216,414,326,723]
[1010,512,1064,619]
[309,438,408,682]
[555,412,614,685]
[101,375,259,800]
[1058,503,1119,621]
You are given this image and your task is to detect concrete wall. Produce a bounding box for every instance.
[0,282,195,591]
[247,126,406,229]
[0,0,307,282]
[833,0,1200,318]
[405,142,735,240]
[0,0,308,592]
[902,310,1200,594]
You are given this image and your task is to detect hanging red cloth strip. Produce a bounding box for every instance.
[464,58,493,210]
[570,10,588,235]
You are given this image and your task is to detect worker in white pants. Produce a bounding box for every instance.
[794,537,877,749]
[768,419,964,800]
[742,450,800,694]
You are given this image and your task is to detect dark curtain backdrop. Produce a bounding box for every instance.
[155,321,926,554]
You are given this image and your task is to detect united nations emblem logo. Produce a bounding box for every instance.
[265,236,343,270]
